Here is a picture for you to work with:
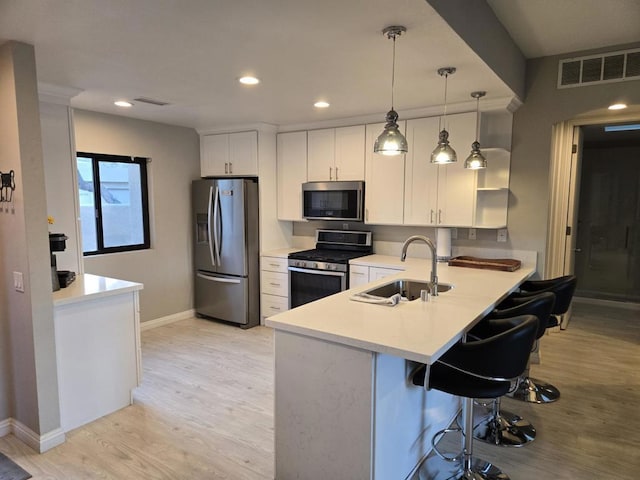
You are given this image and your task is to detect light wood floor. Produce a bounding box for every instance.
[0,302,638,479]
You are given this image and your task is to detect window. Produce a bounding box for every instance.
[77,152,150,255]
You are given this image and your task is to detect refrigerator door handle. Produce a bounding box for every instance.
[213,186,222,266]
[207,186,216,266]
[196,273,241,284]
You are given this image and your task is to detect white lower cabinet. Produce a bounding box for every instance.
[260,256,289,320]
[349,264,403,287]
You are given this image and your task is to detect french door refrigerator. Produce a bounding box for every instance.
[193,178,260,329]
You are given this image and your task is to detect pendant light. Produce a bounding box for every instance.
[431,67,457,164]
[374,26,408,156]
[464,91,488,169]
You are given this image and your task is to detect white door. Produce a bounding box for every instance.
[334,125,365,181]
[228,131,258,176]
[307,128,335,181]
[201,134,228,177]
[364,122,405,224]
[404,117,440,225]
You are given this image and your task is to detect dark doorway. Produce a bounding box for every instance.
[574,122,640,303]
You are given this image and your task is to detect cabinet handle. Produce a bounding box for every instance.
[224,162,228,174]
[335,167,339,180]
[365,208,369,222]
[438,209,442,224]
[329,167,333,181]
[269,305,281,310]
[269,282,281,287]
[352,271,365,276]
[430,209,435,224]
[269,263,280,267]
[229,162,233,174]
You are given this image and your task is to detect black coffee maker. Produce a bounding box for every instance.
[49,233,75,291]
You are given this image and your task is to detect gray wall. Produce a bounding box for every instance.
[508,42,640,273]
[73,110,200,322]
[0,41,61,435]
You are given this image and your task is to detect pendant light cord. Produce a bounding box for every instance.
[475,95,480,142]
[441,72,448,131]
[391,34,396,109]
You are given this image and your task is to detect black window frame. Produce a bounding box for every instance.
[77,152,151,256]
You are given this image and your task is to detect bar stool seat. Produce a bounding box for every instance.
[411,315,538,480]
[503,275,577,403]
[469,292,555,447]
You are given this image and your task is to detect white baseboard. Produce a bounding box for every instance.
[0,418,65,452]
[574,296,640,311]
[141,309,195,331]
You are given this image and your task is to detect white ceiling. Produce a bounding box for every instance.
[1,0,639,131]
[487,0,640,58]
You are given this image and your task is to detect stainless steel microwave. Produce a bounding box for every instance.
[302,181,364,221]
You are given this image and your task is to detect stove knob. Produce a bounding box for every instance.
[313,262,318,269]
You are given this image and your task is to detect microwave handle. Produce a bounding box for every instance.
[335,167,338,181]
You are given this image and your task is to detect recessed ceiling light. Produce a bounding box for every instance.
[608,103,627,110]
[239,76,260,85]
[114,100,133,107]
[314,101,330,108]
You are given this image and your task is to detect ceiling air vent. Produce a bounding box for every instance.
[558,47,640,88]
[133,97,170,106]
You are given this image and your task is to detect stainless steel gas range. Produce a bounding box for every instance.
[288,230,372,308]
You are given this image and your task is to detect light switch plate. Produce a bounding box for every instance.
[468,228,476,240]
[497,229,508,242]
[13,271,24,292]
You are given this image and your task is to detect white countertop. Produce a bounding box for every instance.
[53,273,144,307]
[266,261,535,364]
[261,247,302,258]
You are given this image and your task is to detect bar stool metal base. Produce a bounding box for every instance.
[508,376,560,404]
[417,454,510,480]
[472,408,536,447]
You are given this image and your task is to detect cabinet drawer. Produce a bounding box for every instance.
[261,294,289,318]
[261,256,289,273]
[369,266,403,281]
[261,270,288,296]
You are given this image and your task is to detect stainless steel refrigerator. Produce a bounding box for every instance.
[193,178,260,329]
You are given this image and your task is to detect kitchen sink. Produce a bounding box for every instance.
[362,279,453,301]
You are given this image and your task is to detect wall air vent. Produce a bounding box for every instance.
[132,97,170,106]
[558,47,640,88]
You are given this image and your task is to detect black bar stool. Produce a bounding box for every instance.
[411,315,539,480]
[505,275,577,403]
[469,292,555,447]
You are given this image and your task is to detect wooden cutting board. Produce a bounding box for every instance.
[448,256,521,271]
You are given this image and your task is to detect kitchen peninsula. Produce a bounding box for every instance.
[53,274,143,432]
[266,257,535,479]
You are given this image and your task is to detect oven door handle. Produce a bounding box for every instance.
[288,266,346,277]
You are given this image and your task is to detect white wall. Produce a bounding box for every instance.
[73,110,200,322]
[0,41,61,437]
[509,42,640,274]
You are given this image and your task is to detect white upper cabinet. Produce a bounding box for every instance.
[364,121,406,225]
[201,130,258,177]
[404,112,477,227]
[307,125,365,181]
[404,116,440,225]
[277,131,307,221]
[437,112,477,227]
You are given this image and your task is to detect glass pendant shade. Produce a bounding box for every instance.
[431,129,457,164]
[374,25,407,156]
[464,141,487,169]
[374,109,408,155]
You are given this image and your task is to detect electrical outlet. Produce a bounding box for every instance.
[450,228,458,240]
[497,229,508,242]
[468,228,477,240]
[13,271,24,293]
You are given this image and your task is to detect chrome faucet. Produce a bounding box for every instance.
[400,235,439,296]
